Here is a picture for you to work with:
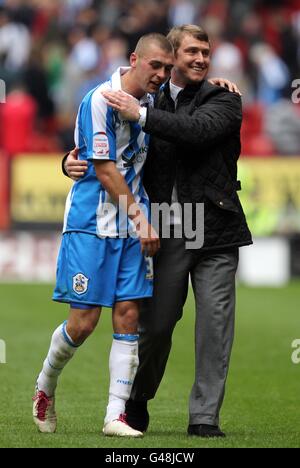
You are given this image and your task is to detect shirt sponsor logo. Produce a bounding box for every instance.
[93,132,109,157]
[137,146,148,155]
[73,273,89,294]
[122,146,148,168]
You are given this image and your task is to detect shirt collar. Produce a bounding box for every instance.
[111,67,130,91]
[169,81,184,102]
[111,67,150,105]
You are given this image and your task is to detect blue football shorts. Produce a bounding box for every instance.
[53,232,153,308]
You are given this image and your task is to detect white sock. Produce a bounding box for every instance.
[104,335,139,425]
[36,321,79,397]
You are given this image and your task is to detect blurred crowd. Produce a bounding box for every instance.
[0,0,300,155]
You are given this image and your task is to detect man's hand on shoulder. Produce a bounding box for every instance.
[64,147,88,181]
[208,77,242,96]
[102,90,140,122]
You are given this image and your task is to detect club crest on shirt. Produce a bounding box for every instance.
[73,273,89,294]
[93,132,109,157]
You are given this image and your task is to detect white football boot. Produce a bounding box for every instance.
[32,388,57,433]
[103,414,143,438]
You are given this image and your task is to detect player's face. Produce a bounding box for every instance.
[173,34,210,86]
[132,45,174,94]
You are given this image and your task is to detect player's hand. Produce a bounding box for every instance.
[135,217,160,257]
[140,224,160,257]
[65,147,88,181]
[208,77,242,96]
[102,90,140,121]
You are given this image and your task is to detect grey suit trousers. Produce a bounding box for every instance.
[131,236,239,426]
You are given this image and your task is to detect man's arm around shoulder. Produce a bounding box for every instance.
[144,87,242,148]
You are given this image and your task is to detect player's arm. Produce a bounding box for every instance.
[94,160,160,257]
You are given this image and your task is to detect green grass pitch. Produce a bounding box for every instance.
[0,283,299,448]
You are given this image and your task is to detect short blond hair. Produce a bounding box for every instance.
[135,33,173,56]
[167,25,210,54]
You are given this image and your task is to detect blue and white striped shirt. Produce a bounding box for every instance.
[63,67,153,238]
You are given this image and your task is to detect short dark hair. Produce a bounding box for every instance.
[135,33,173,56]
[167,25,210,54]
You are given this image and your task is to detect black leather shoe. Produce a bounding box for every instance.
[187,424,225,438]
[125,399,150,432]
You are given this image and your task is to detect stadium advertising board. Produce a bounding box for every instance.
[9,154,300,235]
[238,158,300,237]
[0,231,60,281]
[11,154,72,227]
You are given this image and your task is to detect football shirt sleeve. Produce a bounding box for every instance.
[85,91,117,162]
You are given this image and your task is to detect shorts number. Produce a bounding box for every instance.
[145,256,154,280]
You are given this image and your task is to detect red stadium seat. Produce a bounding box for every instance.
[241,134,275,157]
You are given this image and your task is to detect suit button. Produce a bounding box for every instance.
[219,201,224,206]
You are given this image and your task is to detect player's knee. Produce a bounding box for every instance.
[68,319,97,343]
[115,305,139,330]
[123,308,139,328]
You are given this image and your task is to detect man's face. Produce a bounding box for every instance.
[173,34,210,86]
[131,44,174,94]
